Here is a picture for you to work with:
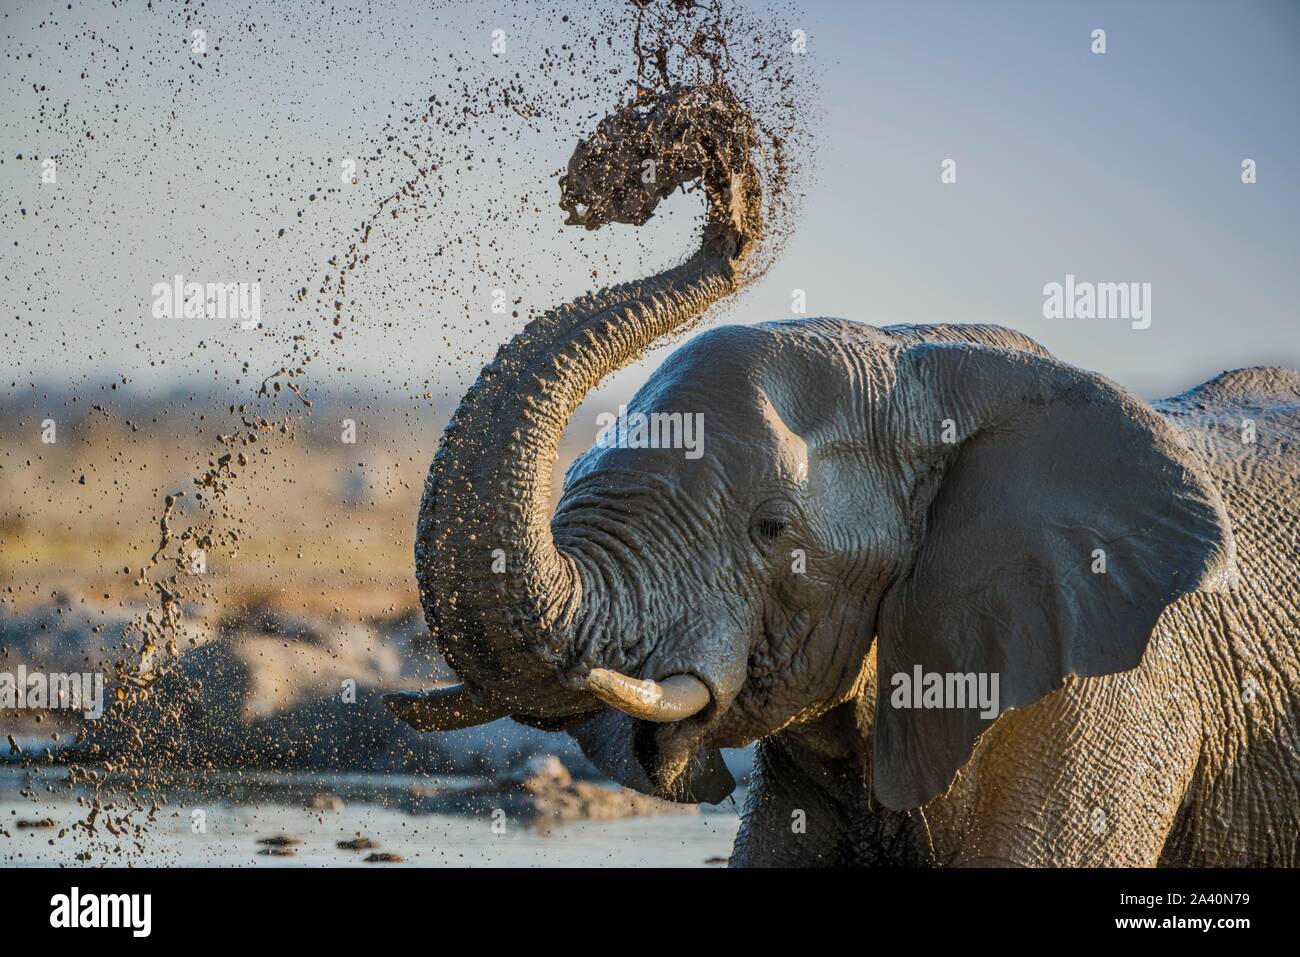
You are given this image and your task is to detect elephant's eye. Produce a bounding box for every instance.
[750,497,795,553]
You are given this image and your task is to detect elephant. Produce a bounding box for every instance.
[385,83,1300,866]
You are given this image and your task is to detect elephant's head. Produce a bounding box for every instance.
[544,319,1238,807]
[387,85,1237,811]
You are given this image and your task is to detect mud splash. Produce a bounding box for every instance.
[3,0,812,860]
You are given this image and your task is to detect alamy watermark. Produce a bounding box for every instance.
[151,274,261,329]
[1,666,104,719]
[594,405,705,460]
[50,887,151,937]
[889,666,1000,719]
[1042,274,1151,330]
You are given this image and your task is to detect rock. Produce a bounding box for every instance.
[256,835,302,846]
[75,612,600,777]
[504,753,572,788]
[337,837,378,851]
[305,792,344,812]
[431,755,699,825]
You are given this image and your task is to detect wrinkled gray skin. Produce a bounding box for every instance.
[569,321,1300,866]
[422,313,1300,866]
[406,90,1298,867]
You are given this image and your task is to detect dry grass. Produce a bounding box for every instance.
[0,391,593,623]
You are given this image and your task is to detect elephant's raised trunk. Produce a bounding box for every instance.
[409,85,765,721]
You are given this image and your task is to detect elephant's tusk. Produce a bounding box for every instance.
[382,685,510,731]
[585,669,712,723]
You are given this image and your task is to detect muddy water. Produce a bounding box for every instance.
[1,766,742,867]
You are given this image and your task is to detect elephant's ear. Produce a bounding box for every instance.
[873,343,1237,811]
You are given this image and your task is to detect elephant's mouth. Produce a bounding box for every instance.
[566,667,742,804]
[563,606,826,802]
[631,718,719,798]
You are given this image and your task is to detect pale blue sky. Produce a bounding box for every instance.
[2,0,1296,404]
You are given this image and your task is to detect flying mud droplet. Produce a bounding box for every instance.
[4,0,813,855]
